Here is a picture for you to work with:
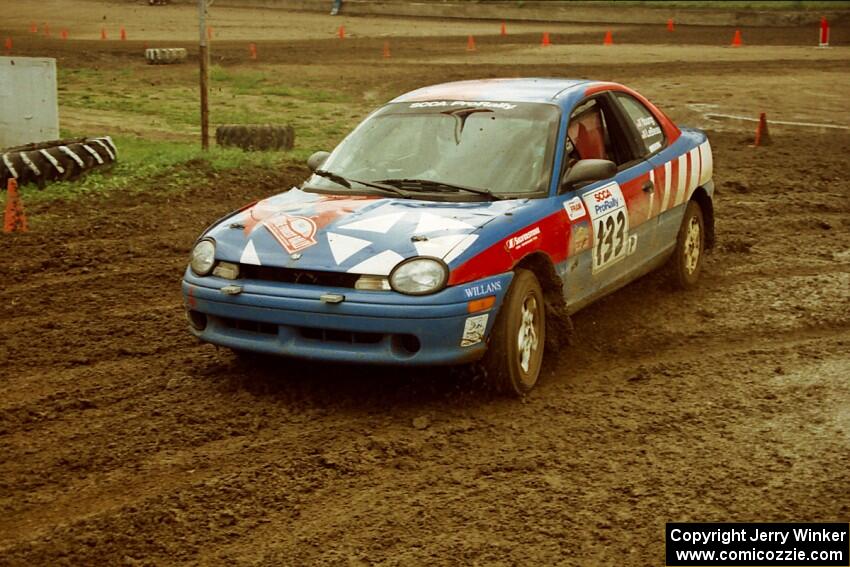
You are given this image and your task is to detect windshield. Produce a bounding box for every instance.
[308,101,560,197]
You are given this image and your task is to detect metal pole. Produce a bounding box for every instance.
[199,0,210,150]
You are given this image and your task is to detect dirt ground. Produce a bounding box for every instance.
[1,4,850,566]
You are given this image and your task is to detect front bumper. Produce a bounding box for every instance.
[181,270,513,365]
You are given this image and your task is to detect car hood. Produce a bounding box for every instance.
[206,188,525,275]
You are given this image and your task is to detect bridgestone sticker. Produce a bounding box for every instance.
[582,182,629,273]
[264,214,318,254]
[506,227,540,250]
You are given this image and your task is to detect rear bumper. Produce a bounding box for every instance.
[182,270,512,365]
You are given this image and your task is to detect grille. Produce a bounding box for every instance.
[239,264,359,288]
[219,317,277,335]
[298,327,383,344]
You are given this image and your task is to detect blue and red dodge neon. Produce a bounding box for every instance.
[182,78,715,395]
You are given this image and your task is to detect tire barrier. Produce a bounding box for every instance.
[215,124,295,151]
[145,48,187,65]
[1,136,117,189]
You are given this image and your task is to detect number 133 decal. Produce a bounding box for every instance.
[582,183,631,273]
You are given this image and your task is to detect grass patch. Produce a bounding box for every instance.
[59,65,364,143]
[209,66,352,103]
[39,64,373,202]
[210,66,267,94]
[19,136,291,204]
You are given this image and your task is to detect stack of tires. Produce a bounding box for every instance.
[1,137,117,189]
[145,48,187,65]
[215,125,295,151]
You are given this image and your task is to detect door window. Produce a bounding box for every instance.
[565,97,634,171]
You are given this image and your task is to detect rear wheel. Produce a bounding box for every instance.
[481,269,546,396]
[669,200,705,289]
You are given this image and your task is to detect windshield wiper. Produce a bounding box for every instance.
[377,178,503,201]
[313,169,351,188]
[312,169,410,198]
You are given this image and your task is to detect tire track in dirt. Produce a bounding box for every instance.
[2,322,847,562]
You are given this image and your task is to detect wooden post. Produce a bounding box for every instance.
[199,0,211,150]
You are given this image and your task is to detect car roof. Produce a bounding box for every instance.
[391,78,595,104]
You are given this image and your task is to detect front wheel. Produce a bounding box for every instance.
[481,269,546,396]
[669,200,705,289]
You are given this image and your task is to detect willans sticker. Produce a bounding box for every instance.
[464,280,502,299]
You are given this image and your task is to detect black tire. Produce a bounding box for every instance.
[669,200,705,289]
[1,137,116,190]
[1,152,27,187]
[215,124,294,151]
[481,268,546,396]
[145,47,186,65]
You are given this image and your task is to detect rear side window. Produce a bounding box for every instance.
[615,93,665,156]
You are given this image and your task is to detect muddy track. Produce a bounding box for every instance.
[1,125,848,565]
[2,11,850,564]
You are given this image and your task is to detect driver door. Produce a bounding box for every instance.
[558,94,658,311]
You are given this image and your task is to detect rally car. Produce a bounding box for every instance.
[182,78,714,395]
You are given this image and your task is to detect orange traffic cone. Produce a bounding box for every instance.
[61,29,68,40]
[382,40,391,58]
[541,32,551,47]
[249,43,257,60]
[667,19,674,32]
[731,29,742,47]
[120,27,127,41]
[29,22,37,33]
[819,17,829,47]
[753,113,771,146]
[207,26,213,40]
[4,37,11,53]
[466,35,476,51]
[603,30,613,45]
[4,179,28,233]
[337,25,345,39]
[101,27,107,40]
[500,22,507,36]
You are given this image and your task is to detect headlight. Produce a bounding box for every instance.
[389,257,448,295]
[190,239,216,276]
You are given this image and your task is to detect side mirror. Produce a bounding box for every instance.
[307,150,330,172]
[560,159,617,191]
